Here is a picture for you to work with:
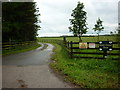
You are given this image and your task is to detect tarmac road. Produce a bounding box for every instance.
[2,43,71,88]
[3,43,52,65]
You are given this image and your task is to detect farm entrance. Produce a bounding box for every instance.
[64,41,120,60]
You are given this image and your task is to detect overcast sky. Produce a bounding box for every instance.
[34,0,119,37]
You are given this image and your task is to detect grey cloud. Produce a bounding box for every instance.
[118,1,120,23]
[34,0,119,37]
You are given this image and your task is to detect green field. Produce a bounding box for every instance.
[37,35,120,88]
[39,35,118,41]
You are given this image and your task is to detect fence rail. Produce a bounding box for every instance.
[68,42,120,44]
[64,41,120,60]
[1,41,35,50]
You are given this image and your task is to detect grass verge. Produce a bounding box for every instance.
[2,42,41,56]
[38,38,119,88]
[51,43,119,88]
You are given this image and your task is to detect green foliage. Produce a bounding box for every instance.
[93,18,104,32]
[69,1,88,42]
[2,2,40,42]
[110,31,113,35]
[93,18,104,41]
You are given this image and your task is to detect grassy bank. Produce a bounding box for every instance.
[2,42,41,56]
[51,44,119,88]
[38,36,119,88]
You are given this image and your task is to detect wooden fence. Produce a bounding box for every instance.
[64,41,120,60]
[2,41,35,50]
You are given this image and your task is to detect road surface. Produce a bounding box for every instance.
[2,43,71,88]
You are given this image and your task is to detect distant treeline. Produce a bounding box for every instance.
[2,2,40,42]
[39,34,119,38]
[60,35,119,37]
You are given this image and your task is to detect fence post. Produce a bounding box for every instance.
[70,41,73,58]
[63,36,66,42]
[68,41,69,48]
[63,36,67,47]
[103,51,107,59]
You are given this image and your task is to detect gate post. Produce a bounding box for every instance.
[68,41,69,48]
[103,51,107,59]
[70,41,73,58]
[63,36,66,43]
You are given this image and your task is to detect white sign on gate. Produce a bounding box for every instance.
[89,43,95,48]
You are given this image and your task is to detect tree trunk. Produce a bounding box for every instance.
[98,33,99,42]
[79,35,82,42]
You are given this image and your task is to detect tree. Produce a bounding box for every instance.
[2,2,40,42]
[69,1,88,42]
[110,31,113,35]
[93,18,104,41]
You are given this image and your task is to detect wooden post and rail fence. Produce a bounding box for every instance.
[2,37,120,60]
[63,37,120,60]
[1,41,35,50]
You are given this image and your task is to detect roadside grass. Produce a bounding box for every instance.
[2,42,41,56]
[42,43,48,50]
[37,36,119,88]
[51,44,119,88]
[74,49,120,59]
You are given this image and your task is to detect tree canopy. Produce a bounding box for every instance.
[2,2,40,42]
[93,18,104,41]
[69,1,88,42]
[93,18,104,33]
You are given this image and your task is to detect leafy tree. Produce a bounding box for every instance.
[110,31,113,35]
[69,1,88,42]
[93,18,104,41]
[2,2,40,42]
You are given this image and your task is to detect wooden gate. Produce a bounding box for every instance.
[64,41,120,60]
